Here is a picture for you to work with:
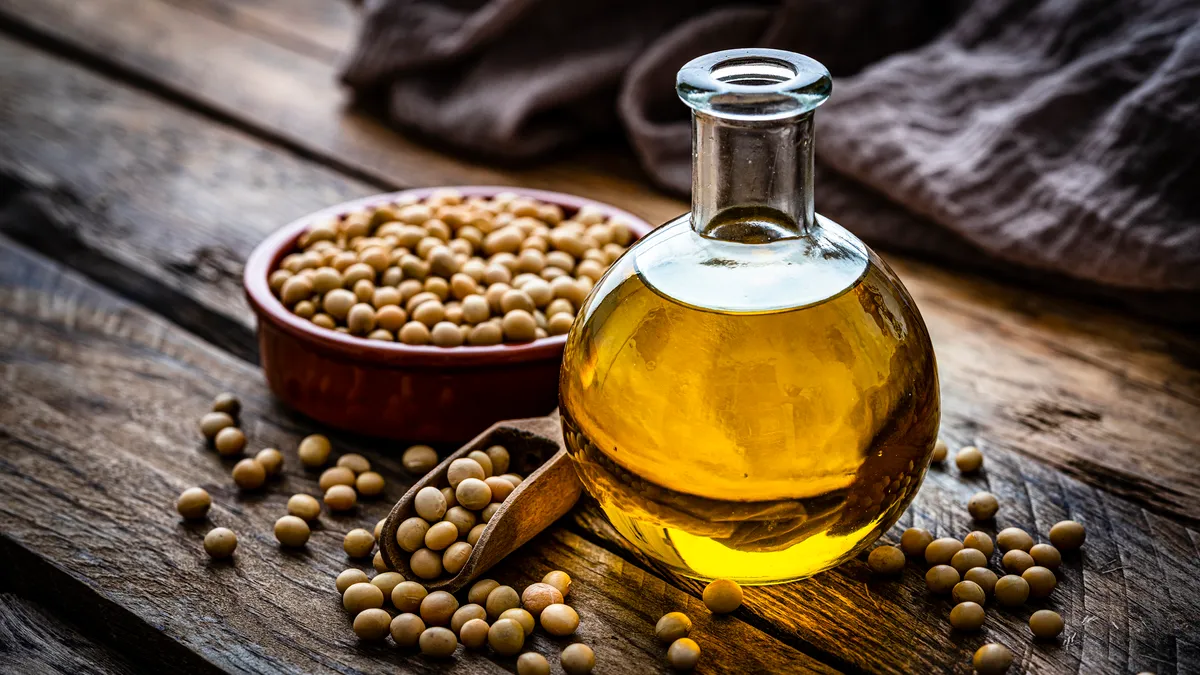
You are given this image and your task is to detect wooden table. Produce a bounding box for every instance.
[0,2,1197,673]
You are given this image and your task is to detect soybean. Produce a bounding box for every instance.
[667,638,701,671]
[1049,520,1086,551]
[287,493,321,521]
[561,643,595,675]
[323,484,357,511]
[255,448,284,476]
[200,412,234,440]
[1030,543,1062,570]
[232,458,266,490]
[656,612,692,644]
[964,567,999,596]
[342,582,384,614]
[203,527,237,559]
[485,585,521,620]
[353,608,391,640]
[487,618,525,656]
[542,570,571,598]
[925,565,960,594]
[963,531,995,557]
[214,427,246,456]
[994,575,1030,607]
[900,527,933,557]
[1029,609,1064,639]
[418,626,458,658]
[539,603,579,636]
[336,569,370,594]
[343,528,375,558]
[274,515,311,547]
[968,491,999,520]
[973,644,1013,675]
[176,487,212,519]
[499,608,535,636]
[996,527,1034,553]
[402,445,438,474]
[517,652,551,675]
[390,613,425,648]
[952,580,986,605]
[1022,566,1057,598]
[951,547,988,575]
[955,445,984,473]
[521,582,563,617]
[468,579,501,606]
[702,578,742,614]
[459,618,490,649]
[949,601,985,631]
[868,545,906,575]
[298,434,332,468]
[924,538,963,565]
[392,581,428,613]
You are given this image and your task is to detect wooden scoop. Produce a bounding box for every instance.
[379,413,580,593]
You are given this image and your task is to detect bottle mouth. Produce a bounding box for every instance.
[677,49,832,121]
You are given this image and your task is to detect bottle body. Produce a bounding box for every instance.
[559,213,938,583]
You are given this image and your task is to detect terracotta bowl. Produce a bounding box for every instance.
[244,187,654,443]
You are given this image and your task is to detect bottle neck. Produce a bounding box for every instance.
[691,110,815,242]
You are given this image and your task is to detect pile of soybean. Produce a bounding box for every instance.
[867,440,1088,675]
[270,190,635,345]
[185,393,392,556]
[337,568,594,673]
[338,560,745,673]
[393,446,523,581]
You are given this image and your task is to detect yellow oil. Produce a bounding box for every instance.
[559,212,939,584]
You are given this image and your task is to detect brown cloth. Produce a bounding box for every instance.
[343,0,1200,301]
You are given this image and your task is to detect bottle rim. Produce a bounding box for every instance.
[677,48,832,121]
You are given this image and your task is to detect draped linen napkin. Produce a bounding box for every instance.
[343,0,1200,310]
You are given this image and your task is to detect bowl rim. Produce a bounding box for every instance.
[244,186,656,368]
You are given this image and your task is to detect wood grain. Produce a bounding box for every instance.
[0,33,1196,530]
[159,0,356,62]
[0,593,146,675]
[0,238,833,675]
[0,0,687,226]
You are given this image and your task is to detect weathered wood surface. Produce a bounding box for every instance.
[1,32,1196,530]
[0,239,831,675]
[0,0,686,226]
[0,56,1196,673]
[0,593,146,675]
[0,1,1197,673]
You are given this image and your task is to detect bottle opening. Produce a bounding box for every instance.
[710,57,798,87]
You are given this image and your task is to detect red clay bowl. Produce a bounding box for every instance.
[244,186,654,443]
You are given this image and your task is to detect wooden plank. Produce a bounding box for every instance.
[159,0,355,62]
[0,593,146,675]
[0,31,373,361]
[0,34,1197,530]
[0,237,832,675]
[0,0,687,227]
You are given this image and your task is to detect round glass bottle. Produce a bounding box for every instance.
[559,49,939,584]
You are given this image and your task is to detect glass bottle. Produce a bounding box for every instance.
[559,49,940,584]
